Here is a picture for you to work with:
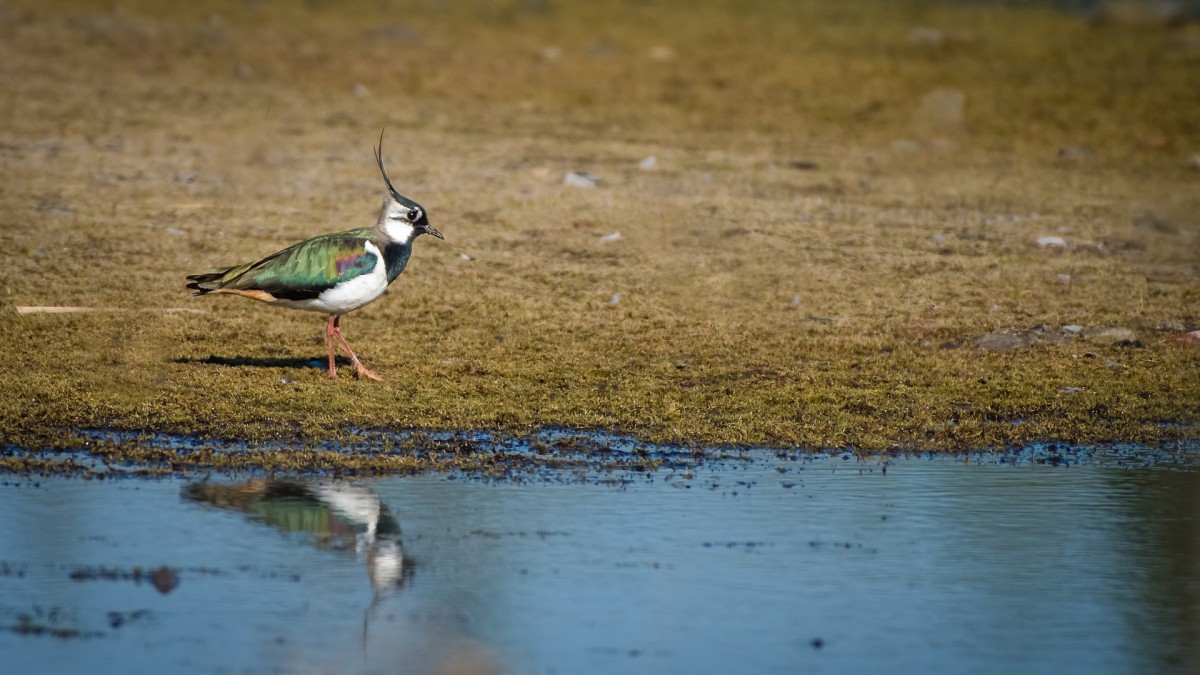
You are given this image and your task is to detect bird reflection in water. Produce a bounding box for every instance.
[183,478,413,649]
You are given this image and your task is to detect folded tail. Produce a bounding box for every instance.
[185,265,248,295]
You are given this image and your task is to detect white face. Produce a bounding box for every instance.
[381,199,422,243]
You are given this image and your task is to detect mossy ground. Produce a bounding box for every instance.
[2,0,1199,464]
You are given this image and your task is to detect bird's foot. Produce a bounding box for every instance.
[354,365,382,382]
[352,365,381,381]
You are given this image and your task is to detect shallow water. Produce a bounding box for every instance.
[2,450,1199,675]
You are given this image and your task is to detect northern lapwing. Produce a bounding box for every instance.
[186,133,443,381]
[183,478,412,593]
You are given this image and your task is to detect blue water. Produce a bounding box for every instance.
[2,451,1198,674]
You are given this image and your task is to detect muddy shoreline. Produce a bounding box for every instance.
[3,427,1196,478]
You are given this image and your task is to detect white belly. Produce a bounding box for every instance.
[279,242,390,315]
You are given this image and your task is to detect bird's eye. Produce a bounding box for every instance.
[408,208,421,222]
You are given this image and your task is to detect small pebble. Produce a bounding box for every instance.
[35,193,72,213]
[1169,330,1200,347]
[1132,212,1179,235]
[1058,146,1095,161]
[891,139,922,152]
[1083,326,1137,343]
[908,26,945,47]
[599,231,621,242]
[648,45,675,61]
[975,331,1034,351]
[1093,0,1188,26]
[913,88,965,134]
[365,25,422,43]
[638,155,656,170]
[564,171,599,188]
[1037,236,1067,248]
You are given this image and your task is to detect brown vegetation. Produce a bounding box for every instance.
[2,0,1198,459]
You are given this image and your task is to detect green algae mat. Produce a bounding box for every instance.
[2,0,1198,455]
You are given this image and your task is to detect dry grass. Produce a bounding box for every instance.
[1,0,1198,454]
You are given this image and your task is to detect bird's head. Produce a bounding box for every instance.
[378,194,442,244]
[374,132,444,244]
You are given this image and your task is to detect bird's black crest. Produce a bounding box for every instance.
[374,129,421,211]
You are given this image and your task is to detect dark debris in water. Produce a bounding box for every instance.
[0,561,28,578]
[701,541,772,551]
[807,540,878,554]
[913,442,1200,470]
[106,609,151,629]
[6,606,102,640]
[462,529,570,540]
[69,565,181,595]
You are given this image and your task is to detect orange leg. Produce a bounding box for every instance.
[330,315,382,381]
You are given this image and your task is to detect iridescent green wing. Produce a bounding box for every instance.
[226,228,378,301]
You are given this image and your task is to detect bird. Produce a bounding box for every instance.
[186,133,443,381]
